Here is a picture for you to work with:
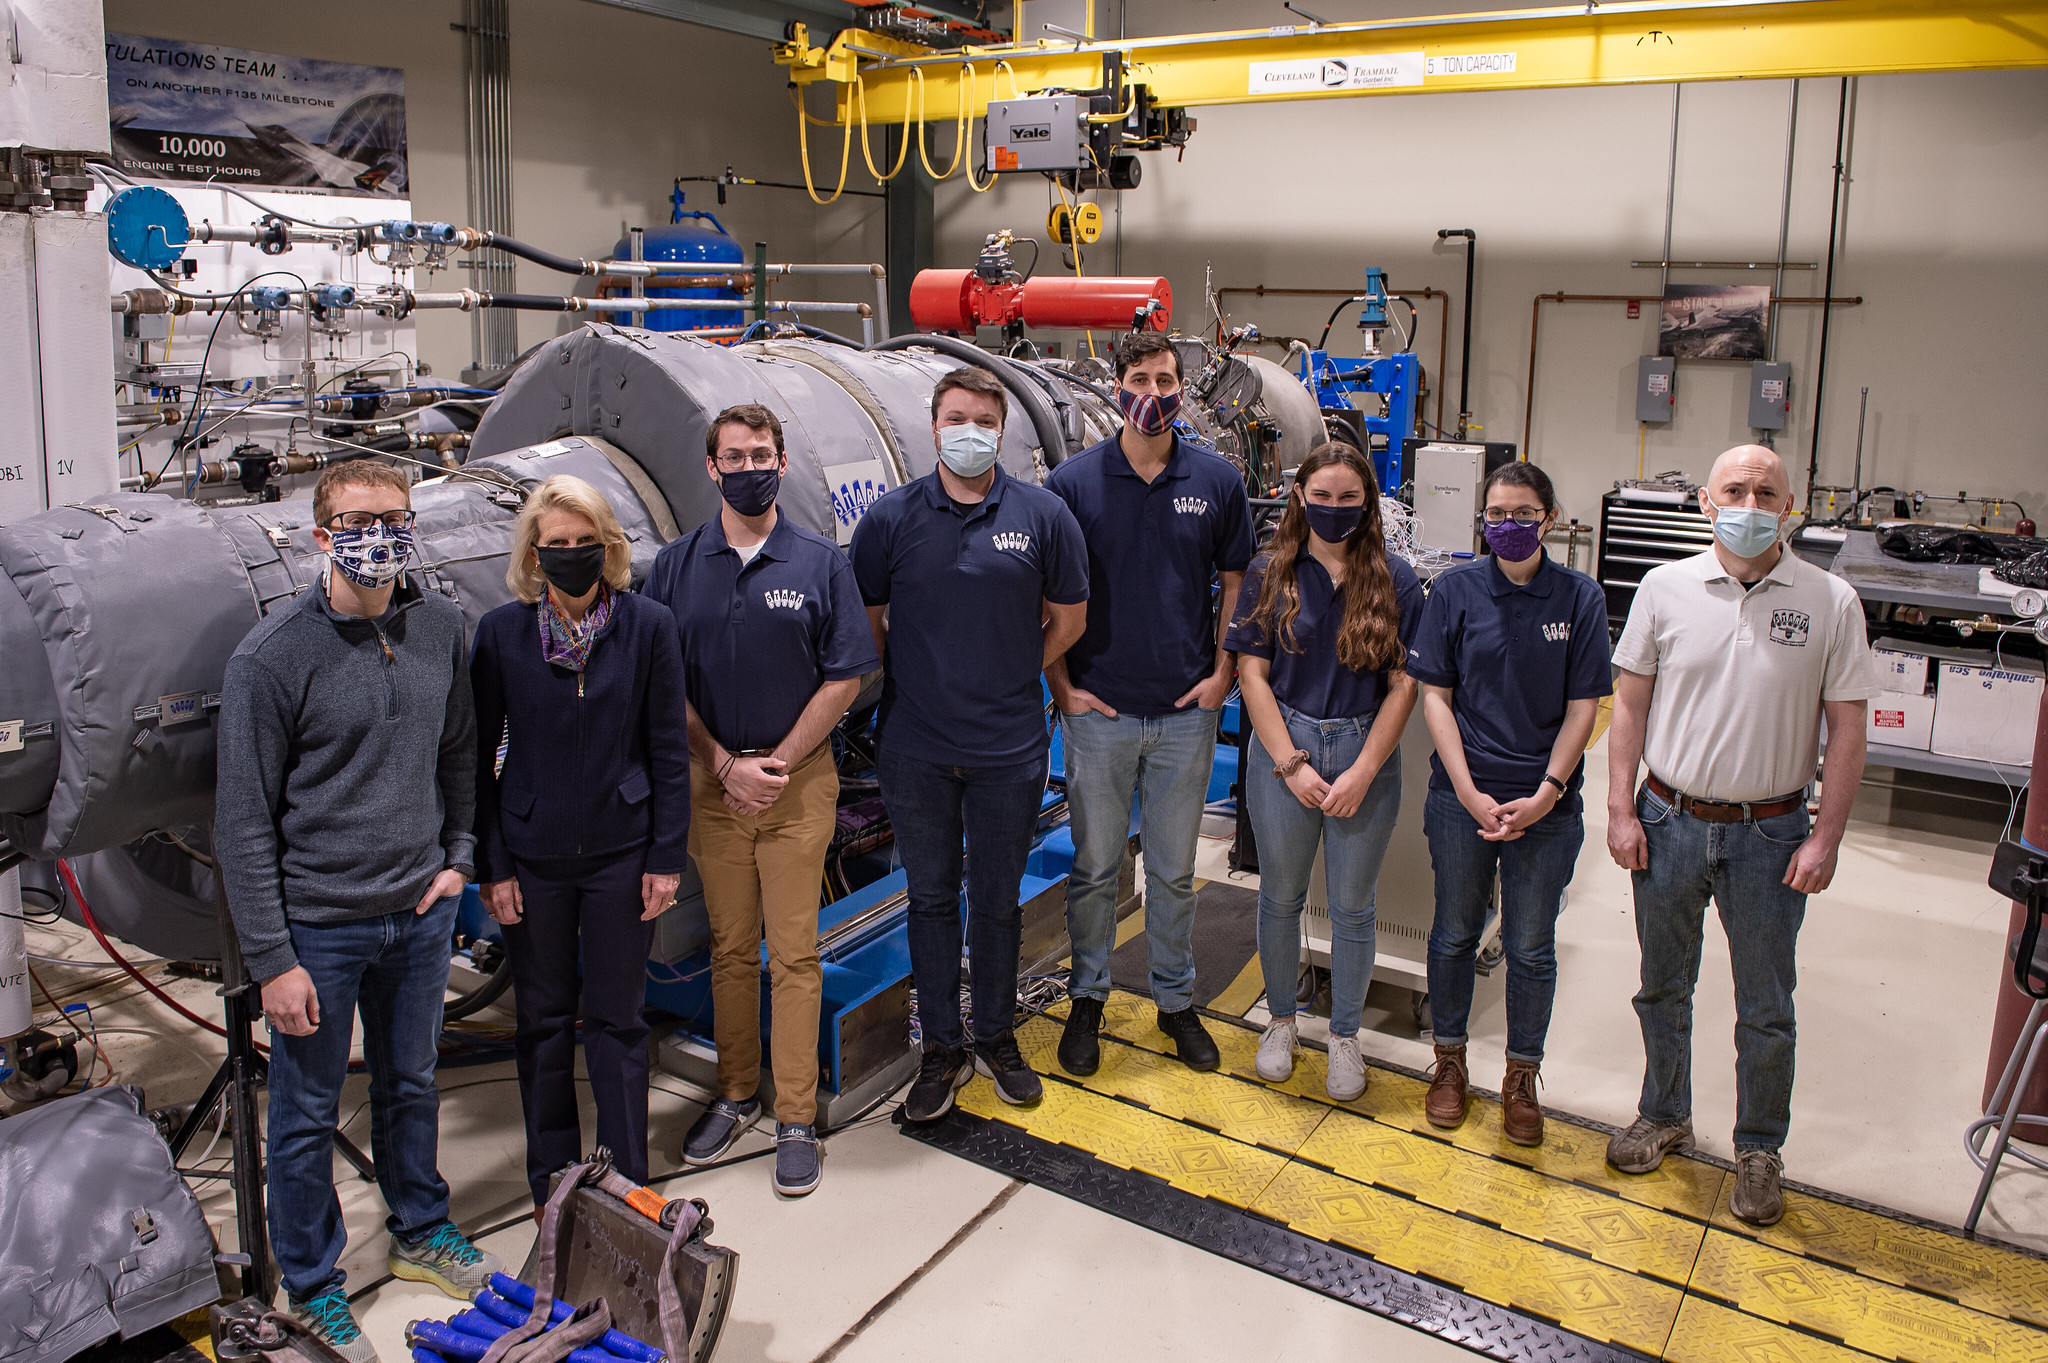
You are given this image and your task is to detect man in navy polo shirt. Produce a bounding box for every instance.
[646,402,878,1198]
[1045,330,1256,1075]
[850,365,1089,1123]
[1407,461,1611,1147]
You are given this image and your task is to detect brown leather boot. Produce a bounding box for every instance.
[1424,1045,1468,1129]
[1501,1059,1544,1147]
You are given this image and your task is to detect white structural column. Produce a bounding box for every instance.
[31,212,118,508]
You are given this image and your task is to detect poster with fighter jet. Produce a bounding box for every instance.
[1658,283,1771,361]
[105,34,407,197]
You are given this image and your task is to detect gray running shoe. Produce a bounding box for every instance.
[287,1291,379,1363]
[1326,1035,1368,1102]
[774,1122,821,1197]
[1256,1015,1299,1082]
[387,1221,502,1301]
[1730,1149,1785,1226]
[682,1096,761,1166]
[1606,1117,1694,1174]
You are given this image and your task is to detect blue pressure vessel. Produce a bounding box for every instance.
[612,189,744,333]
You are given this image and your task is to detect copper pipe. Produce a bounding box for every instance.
[1522,291,1864,462]
[1213,284,1452,434]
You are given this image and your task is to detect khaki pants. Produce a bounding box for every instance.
[688,744,838,1125]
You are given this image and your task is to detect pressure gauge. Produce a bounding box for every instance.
[2013,587,2046,620]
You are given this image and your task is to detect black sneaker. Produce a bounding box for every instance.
[1157,1007,1220,1071]
[902,1044,972,1123]
[1059,996,1105,1076]
[681,1096,761,1166]
[973,1032,1044,1106]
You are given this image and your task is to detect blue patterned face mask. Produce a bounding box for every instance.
[327,522,414,587]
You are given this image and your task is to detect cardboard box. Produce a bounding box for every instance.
[1866,689,1935,752]
[1870,637,1932,695]
[1931,659,2044,767]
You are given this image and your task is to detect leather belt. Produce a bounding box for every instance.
[1645,774,1804,824]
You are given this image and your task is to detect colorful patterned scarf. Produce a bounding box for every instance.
[538,584,613,672]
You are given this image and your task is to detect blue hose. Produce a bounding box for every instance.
[413,1350,451,1363]
[407,1318,627,1363]
[485,1276,663,1363]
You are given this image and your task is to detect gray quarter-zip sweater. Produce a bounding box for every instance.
[215,575,477,982]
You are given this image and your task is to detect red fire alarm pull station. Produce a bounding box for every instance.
[1627,299,1641,320]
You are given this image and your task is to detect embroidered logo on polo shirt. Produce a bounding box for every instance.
[991,531,1033,555]
[1768,609,1811,646]
[1173,497,1210,515]
[1540,622,1571,643]
[763,589,806,610]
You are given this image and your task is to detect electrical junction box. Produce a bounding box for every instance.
[1636,355,1676,423]
[1411,442,1485,555]
[985,95,1087,173]
[1749,360,1792,431]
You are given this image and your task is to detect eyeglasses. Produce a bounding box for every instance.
[714,451,781,473]
[324,509,417,531]
[1482,509,1546,527]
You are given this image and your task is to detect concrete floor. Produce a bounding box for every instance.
[10,729,2040,1362]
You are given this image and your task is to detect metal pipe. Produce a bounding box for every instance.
[752,241,768,324]
[1437,229,1477,438]
[1660,85,1681,297]
[1522,290,1863,460]
[1807,76,1852,514]
[1770,79,1800,362]
[1851,385,1869,507]
[629,227,644,301]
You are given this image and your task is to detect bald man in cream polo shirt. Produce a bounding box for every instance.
[1602,444,1879,1227]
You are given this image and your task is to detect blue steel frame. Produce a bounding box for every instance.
[1291,268,1422,495]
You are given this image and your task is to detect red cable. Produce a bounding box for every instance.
[55,859,250,1046]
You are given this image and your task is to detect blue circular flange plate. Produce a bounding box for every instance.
[106,185,192,270]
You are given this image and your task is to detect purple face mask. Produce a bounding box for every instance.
[1483,517,1544,563]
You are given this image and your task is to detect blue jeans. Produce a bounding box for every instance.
[1423,786,1586,1063]
[1061,705,1220,1012]
[1631,783,1810,1152]
[265,895,459,1302]
[879,746,1048,1050]
[1245,706,1402,1039]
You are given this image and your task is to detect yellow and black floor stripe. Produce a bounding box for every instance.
[901,991,2048,1362]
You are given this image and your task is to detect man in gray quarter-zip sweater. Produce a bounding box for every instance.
[214,462,495,1359]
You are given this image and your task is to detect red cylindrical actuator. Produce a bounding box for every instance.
[1982,685,2048,1143]
[907,269,1172,333]
[1020,275,1172,331]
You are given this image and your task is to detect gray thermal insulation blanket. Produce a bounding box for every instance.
[0,1085,221,1363]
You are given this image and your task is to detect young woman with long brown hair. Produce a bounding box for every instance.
[1225,443,1422,1100]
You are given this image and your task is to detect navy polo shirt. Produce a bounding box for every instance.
[1407,554,1613,808]
[1224,547,1425,721]
[645,513,878,755]
[1046,434,1256,715]
[850,465,1089,766]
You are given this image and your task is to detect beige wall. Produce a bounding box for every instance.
[101,0,2045,528]
[100,0,888,376]
[939,3,2048,528]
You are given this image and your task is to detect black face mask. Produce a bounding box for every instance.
[719,467,781,518]
[536,544,607,598]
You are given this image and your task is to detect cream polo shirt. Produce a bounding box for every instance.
[1612,545,1881,803]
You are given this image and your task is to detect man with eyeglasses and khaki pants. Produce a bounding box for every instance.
[648,404,878,1197]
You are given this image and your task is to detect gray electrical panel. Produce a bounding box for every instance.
[1636,355,1676,423]
[985,95,1087,173]
[1749,360,1792,431]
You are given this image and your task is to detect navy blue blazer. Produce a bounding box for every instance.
[469,591,690,883]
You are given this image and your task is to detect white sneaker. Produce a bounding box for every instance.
[1256,1015,1299,1082]
[1327,1035,1368,1102]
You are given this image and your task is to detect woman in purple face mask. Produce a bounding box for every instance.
[1405,462,1613,1148]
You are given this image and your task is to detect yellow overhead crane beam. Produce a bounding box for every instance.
[776,0,2048,124]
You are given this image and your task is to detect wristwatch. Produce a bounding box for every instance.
[1540,774,1568,797]
[1274,749,1312,779]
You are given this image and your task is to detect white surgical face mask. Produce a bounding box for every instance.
[937,423,1001,478]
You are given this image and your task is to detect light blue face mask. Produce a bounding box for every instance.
[936,422,1002,478]
[1706,499,1784,559]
